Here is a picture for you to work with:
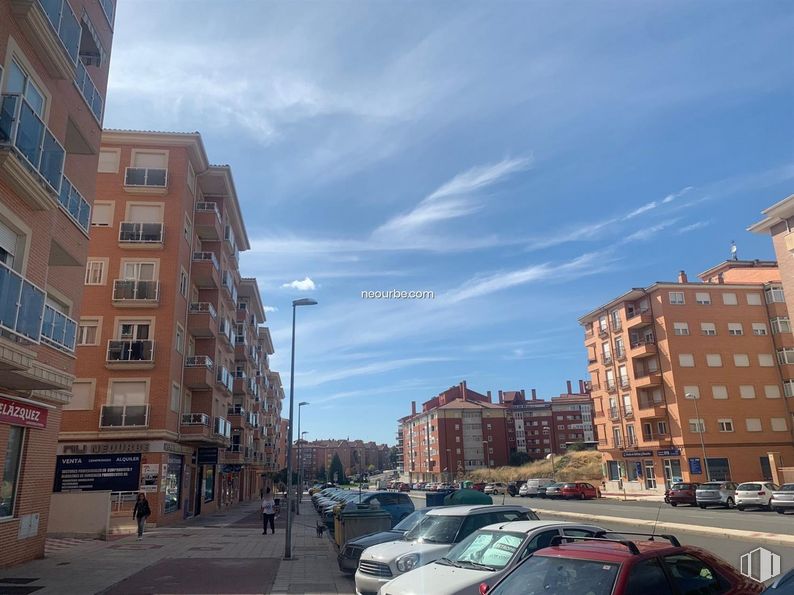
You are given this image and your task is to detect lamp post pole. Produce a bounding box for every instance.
[283,298,317,561]
[297,402,309,510]
[686,393,710,481]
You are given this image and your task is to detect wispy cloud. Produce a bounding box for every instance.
[623,201,658,220]
[295,356,454,388]
[677,220,711,234]
[281,277,316,291]
[621,219,681,243]
[662,186,694,204]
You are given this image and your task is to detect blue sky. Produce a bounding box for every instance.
[105,1,794,445]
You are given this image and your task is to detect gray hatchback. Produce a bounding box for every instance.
[696,481,739,509]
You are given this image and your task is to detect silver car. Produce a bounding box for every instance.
[736,481,778,511]
[770,483,794,514]
[696,481,739,509]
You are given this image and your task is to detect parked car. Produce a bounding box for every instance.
[481,531,762,595]
[376,520,607,595]
[471,482,486,492]
[544,482,566,499]
[560,482,600,500]
[484,483,507,495]
[736,481,778,511]
[506,481,523,497]
[764,567,794,593]
[398,482,411,492]
[696,481,739,509]
[519,478,555,498]
[337,508,433,574]
[771,483,794,515]
[667,482,700,507]
[354,504,535,595]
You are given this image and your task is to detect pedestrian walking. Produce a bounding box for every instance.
[261,487,276,535]
[132,493,151,540]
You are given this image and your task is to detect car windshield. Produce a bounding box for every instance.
[490,555,619,595]
[672,483,694,490]
[738,483,762,491]
[444,530,525,570]
[404,514,465,544]
[779,484,794,492]
[394,509,428,532]
[699,483,723,489]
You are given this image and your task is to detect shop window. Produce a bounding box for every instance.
[164,455,182,514]
[204,466,215,502]
[1,426,25,518]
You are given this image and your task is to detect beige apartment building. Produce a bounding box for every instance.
[0,0,115,566]
[57,130,284,526]
[581,260,794,493]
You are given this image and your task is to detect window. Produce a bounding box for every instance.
[678,353,695,367]
[65,381,95,410]
[683,386,699,399]
[77,319,99,345]
[733,354,750,367]
[785,381,794,398]
[673,322,689,336]
[204,466,215,502]
[751,322,768,336]
[187,161,196,195]
[184,214,192,242]
[179,268,188,297]
[695,292,711,305]
[127,203,163,223]
[109,380,147,405]
[705,354,722,367]
[717,419,734,432]
[669,292,684,305]
[170,383,181,412]
[771,318,791,334]
[91,202,114,226]
[612,427,622,447]
[739,385,756,399]
[175,324,184,354]
[771,418,788,432]
[778,349,794,365]
[766,285,785,303]
[0,426,24,518]
[97,149,120,173]
[727,323,743,336]
[688,419,705,433]
[7,60,45,116]
[722,292,738,305]
[700,322,716,336]
[657,420,668,435]
[0,220,20,268]
[663,554,723,595]
[132,150,167,169]
[626,558,672,594]
[764,385,781,399]
[747,293,762,306]
[746,418,763,432]
[84,260,106,285]
[123,261,156,280]
[759,354,775,367]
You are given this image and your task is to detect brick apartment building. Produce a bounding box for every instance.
[500,381,597,458]
[0,0,115,567]
[276,417,289,470]
[401,382,510,483]
[296,438,390,480]
[56,130,284,526]
[581,259,794,494]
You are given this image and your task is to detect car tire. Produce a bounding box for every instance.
[699,504,706,509]
[671,502,678,507]
[737,505,745,512]
[726,497,736,510]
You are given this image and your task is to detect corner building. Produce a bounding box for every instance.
[58,130,284,525]
[0,0,115,566]
[581,261,794,494]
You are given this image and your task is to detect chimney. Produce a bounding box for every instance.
[678,270,688,284]
[579,380,585,393]
[498,390,503,404]
[718,272,724,284]
[566,380,572,394]
[520,389,525,400]
[411,401,416,415]
[531,388,537,401]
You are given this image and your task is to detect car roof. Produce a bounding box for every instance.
[480,520,593,533]
[426,505,529,516]
[536,540,682,563]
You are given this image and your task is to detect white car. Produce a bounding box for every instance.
[518,478,555,497]
[354,505,534,595]
[483,483,507,495]
[735,481,778,511]
[771,483,794,514]
[376,520,606,595]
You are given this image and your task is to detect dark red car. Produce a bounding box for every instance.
[667,482,700,507]
[480,532,761,595]
[471,482,487,492]
[397,482,411,492]
[561,482,600,500]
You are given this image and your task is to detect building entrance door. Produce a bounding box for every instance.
[644,460,657,489]
[195,466,203,516]
[663,459,682,488]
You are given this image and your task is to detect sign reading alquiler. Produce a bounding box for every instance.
[0,396,48,429]
[53,454,141,492]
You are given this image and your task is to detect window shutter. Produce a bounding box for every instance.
[98,150,119,173]
[0,220,18,258]
[133,152,166,168]
[128,204,162,223]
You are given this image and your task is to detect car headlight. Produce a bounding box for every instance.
[396,553,421,573]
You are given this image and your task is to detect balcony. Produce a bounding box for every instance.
[214,416,231,439]
[192,252,220,288]
[184,355,214,389]
[10,0,79,79]
[112,279,160,306]
[105,340,154,369]
[58,177,90,234]
[123,167,167,194]
[180,412,231,445]
[626,312,653,329]
[634,372,662,388]
[99,404,149,428]
[606,381,617,394]
[118,222,164,248]
[630,338,657,358]
[0,261,46,343]
[182,412,209,427]
[0,94,65,210]
[598,327,609,338]
[187,302,218,338]
[216,366,234,394]
[603,355,613,366]
[615,349,627,362]
[195,202,223,240]
[224,444,245,464]
[612,321,622,333]
[221,271,237,303]
[638,401,667,419]
[40,305,76,353]
[623,407,634,419]
[609,407,620,421]
[219,318,234,346]
[74,60,103,122]
[619,377,630,390]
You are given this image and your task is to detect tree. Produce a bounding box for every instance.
[509,451,532,466]
[389,446,399,468]
[328,453,347,484]
[566,442,586,452]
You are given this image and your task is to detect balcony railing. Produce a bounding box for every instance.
[119,222,164,244]
[603,355,613,365]
[620,377,630,389]
[630,336,656,349]
[74,60,103,121]
[192,251,220,269]
[606,381,617,393]
[124,167,167,188]
[196,201,221,216]
[0,93,65,196]
[598,327,609,338]
[112,279,160,302]
[222,271,237,302]
[219,319,234,344]
[217,366,233,392]
[228,404,246,416]
[40,304,77,352]
[615,349,626,361]
[181,412,210,426]
[37,0,81,63]
[106,340,154,363]
[623,407,634,418]
[185,355,213,369]
[189,302,217,318]
[214,416,231,438]
[100,404,149,428]
[609,407,620,420]
[0,261,46,342]
[58,176,90,233]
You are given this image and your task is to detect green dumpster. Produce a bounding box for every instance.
[337,505,392,547]
[444,488,492,505]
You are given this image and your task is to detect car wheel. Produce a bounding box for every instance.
[737,506,745,512]
[775,507,785,514]
[670,502,678,507]
[699,504,706,509]
[726,497,736,509]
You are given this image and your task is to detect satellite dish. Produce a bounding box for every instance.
[545,453,554,461]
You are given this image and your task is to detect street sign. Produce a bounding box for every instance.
[53,454,141,492]
[622,450,653,458]
[688,457,702,475]
[657,448,681,457]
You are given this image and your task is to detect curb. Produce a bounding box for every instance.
[531,507,794,547]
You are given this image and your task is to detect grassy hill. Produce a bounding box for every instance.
[468,451,604,484]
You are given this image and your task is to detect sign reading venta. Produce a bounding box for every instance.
[0,396,48,429]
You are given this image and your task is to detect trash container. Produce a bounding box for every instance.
[443,489,492,505]
[425,490,455,507]
[338,505,392,546]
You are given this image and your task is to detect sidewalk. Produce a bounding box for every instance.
[0,498,354,595]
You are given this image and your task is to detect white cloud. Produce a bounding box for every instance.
[281,277,316,291]
[621,219,680,243]
[264,306,279,313]
[623,201,657,220]
[677,220,711,234]
[296,356,454,388]
[662,186,694,204]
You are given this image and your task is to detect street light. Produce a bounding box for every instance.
[284,298,318,561]
[685,393,710,482]
[543,427,556,481]
[296,401,310,510]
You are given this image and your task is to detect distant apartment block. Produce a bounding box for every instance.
[580,260,794,494]
[295,438,390,479]
[0,0,115,567]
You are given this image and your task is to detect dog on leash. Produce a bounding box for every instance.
[316,521,326,537]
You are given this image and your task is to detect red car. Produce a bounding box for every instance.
[667,482,700,507]
[397,482,411,492]
[481,532,761,595]
[561,482,600,499]
[471,482,487,492]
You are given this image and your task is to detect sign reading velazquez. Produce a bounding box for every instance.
[0,396,48,429]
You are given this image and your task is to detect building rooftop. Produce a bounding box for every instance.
[748,194,794,233]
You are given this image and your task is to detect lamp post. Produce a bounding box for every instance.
[284,298,318,561]
[543,427,556,481]
[296,401,309,509]
[685,393,710,481]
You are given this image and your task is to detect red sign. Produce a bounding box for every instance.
[0,397,48,429]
